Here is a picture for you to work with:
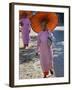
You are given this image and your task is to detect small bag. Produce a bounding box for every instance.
[47,37,52,47]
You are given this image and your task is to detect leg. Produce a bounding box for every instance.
[26,44,28,47]
[43,71,49,78]
[24,44,27,49]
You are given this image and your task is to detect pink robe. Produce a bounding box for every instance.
[20,18,31,45]
[37,31,53,73]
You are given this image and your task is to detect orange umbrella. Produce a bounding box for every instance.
[31,12,58,33]
[19,10,32,19]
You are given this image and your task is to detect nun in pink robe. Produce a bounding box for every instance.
[20,15,31,48]
[37,21,54,78]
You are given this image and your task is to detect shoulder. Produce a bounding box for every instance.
[48,31,53,35]
[38,32,42,37]
[26,18,30,21]
[26,18,31,24]
[20,18,24,21]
